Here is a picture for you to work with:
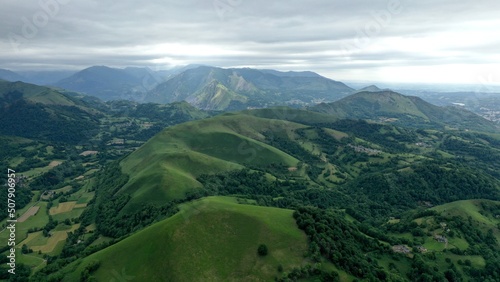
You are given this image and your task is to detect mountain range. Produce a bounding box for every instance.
[146,66,353,110]
[1,65,354,110]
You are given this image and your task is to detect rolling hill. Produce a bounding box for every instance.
[146,66,354,110]
[58,197,310,281]
[0,80,101,143]
[117,113,301,212]
[311,90,499,132]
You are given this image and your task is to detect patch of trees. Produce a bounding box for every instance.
[442,136,500,164]
[198,169,307,198]
[276,264,340,282]
[342,161,500,222]
[263,131,323,178]
[0,98,99,144]
[91,161,178,238]
[30,160,85,190]
[319,120,417,153]
[293,207,391,280]
[80,260,100,282]
[446,216,500,282]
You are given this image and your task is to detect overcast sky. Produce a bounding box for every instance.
[1,0,499,84]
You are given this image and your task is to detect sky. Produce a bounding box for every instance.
[1,0,500,85]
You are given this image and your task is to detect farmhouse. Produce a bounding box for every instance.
[416,245,428,253]
[434,234,448,243]
[392,245,411,254]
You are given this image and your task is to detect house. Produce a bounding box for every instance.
[434,234,447,243]
[392,245,411,254]
[416,246,427,253]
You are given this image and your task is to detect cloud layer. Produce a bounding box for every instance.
[1,0,499,84]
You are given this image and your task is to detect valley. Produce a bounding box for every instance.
[0,72,499,282]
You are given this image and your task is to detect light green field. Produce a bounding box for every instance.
[30,224,80,254]
[51,207,85,222]
[49,201,77,215]
[20,159,63,178]
[432,200,498,226]
[17,253,46,273]
[60,196,309,281]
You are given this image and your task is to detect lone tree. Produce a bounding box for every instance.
[257,244,268,256]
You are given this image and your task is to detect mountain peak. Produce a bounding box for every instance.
[147,66,353,110]
[353,85,388,94]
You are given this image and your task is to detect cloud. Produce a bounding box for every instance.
[1,0,499,84]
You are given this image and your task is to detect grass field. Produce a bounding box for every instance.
[52,207,85,222]
[432,200,498,226]
[20,159,63,178]
[18,206,40,222]
[28,224,80,254]
[60,196,309,281]
[49,201,77,215]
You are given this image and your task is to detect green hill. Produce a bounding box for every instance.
[0,80,101,143]
[0,80,79,106]
[61,197,309,281]
[311,91,498,132]
[118,113,301,211]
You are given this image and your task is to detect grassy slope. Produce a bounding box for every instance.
[63,197,308,281]
[119,114,301,211]
[431,199,500,241]
[242,107,337,124]
[313,91,429,120]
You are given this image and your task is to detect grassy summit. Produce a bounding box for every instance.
[63,197,308,281]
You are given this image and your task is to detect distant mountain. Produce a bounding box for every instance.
[352,85,387,93]
[258,69,321,78]
[0,69,78,85]
[0,80,101,143]
[54,66,155,101]
[146,66,353,110]
[17,70,77,85]
[0,69,25,82]
[311,90,499,132]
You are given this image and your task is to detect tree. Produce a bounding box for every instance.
[257,244,268,256]
[21,244,29,254]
